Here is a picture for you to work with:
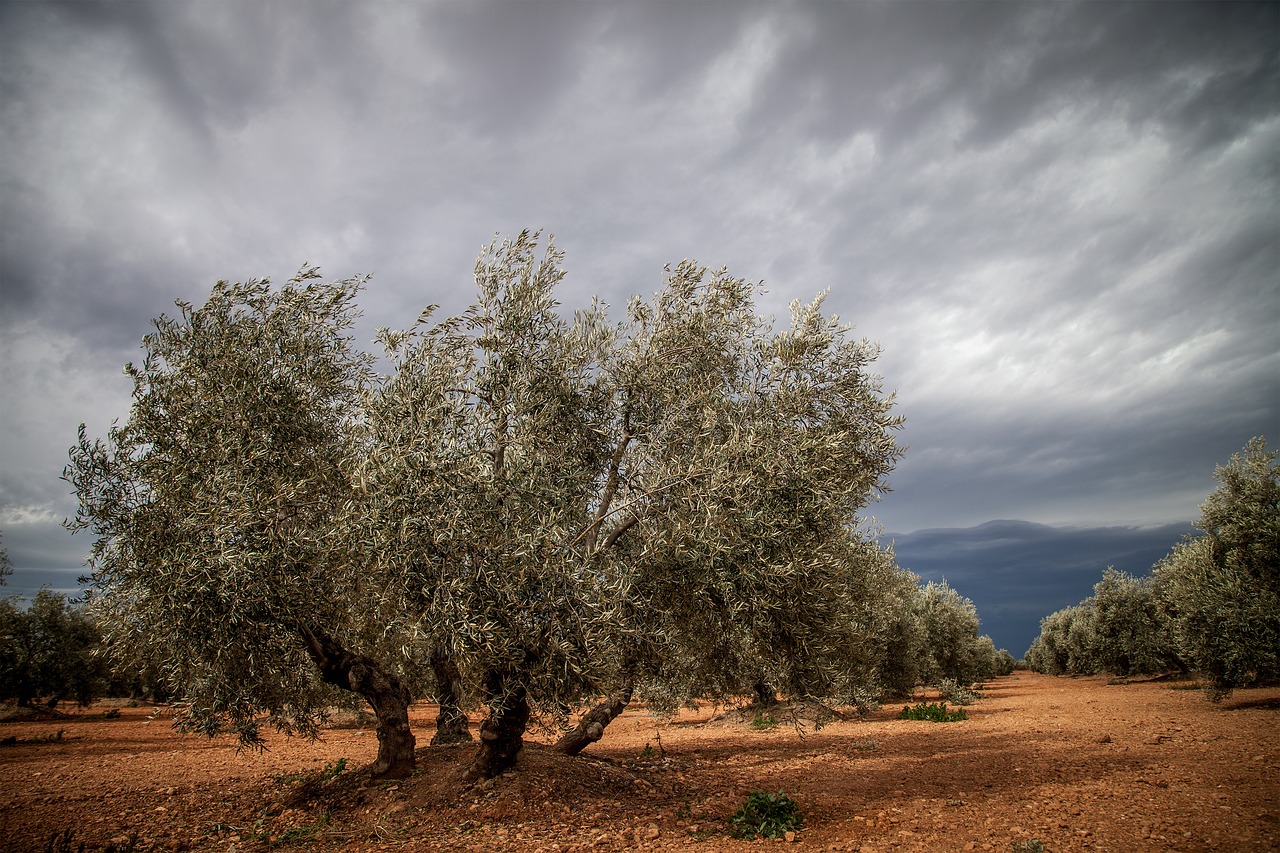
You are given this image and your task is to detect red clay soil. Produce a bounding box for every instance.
[1,672,1277,852]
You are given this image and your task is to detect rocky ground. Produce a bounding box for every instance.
[1,672,1277,852]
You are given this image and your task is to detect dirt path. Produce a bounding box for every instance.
[1,672,1277,851]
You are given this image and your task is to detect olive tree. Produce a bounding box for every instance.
[846,541,925,702]
[1154,437,1279,699]
[1025,603,1100,675]
[351,233,617,779]
[913,580,990,685]
[1090,567,1178,677]
[553,259,903,752]
[357,232,903,770]
[64,270,421,777]
[0,589,108,707]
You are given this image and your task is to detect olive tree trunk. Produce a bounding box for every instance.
[553,682,634,756]
[298,625,416,778]
[466,668,529,781]
[752,678,778,709]
[429,648,472,745]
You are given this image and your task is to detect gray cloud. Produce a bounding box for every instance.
[1,1,1275,631]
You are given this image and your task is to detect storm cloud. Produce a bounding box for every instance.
[1,2,1275,638]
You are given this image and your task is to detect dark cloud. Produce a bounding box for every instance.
[0,0,1275,633]
[887,520,1194,656]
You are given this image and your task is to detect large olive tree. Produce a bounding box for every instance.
[358,232,903,770]
[551,254,904,753]
[351,232,617,779]
[64,270,420,777]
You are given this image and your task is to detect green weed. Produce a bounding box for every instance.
[750,711,779,730]
[729,790,802,840]
[898,702,966,722]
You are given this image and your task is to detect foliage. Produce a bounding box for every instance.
[937,677,981,706]
[357,232,904,735]
[853,543,926,701]
[1025,604,1099,676]
[64,232,909,778]
[64,267,381,747]
[913,580,999,686]
[0,531,11,585]
[749,711,779,730]
[897,701,966,722]
[1026,438,1276,697]
[1090,567,1178,676]
[321,757,348,780]
[0,589,109,707]
[1153,437,1279,700]
[729,790,803,839]
[352,232,617,728]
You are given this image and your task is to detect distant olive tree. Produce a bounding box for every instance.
[856,545,927,701]
[914,580,991,685]
[1026,604,1098,676]
[1154,437,1279,700]
[1090,567,1179,677]
[0,589,108,708]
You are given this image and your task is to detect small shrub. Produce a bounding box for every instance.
[938,678,981,706]
[729,790,803,840]
[320,757,347,780]
[749,711,779,730]
[898,702,966,722]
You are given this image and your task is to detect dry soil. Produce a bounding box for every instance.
[1,672,1277,852]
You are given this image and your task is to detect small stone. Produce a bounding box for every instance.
[1097,733,1112,744]
[644,823,660,840]
[784,830,797,842]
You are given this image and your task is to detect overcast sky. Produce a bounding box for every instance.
[2,1,1276,655]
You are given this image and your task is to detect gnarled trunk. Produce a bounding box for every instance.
[752,678,778,709]
[299,625,416,778]
[554,682,634,756]
[429,648,472,745]
[466,668,529,781]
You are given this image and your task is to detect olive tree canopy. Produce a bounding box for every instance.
[1154,437,1279,699]
[356,231,904,767]
[66,231,905,781]
[65,269,420,777]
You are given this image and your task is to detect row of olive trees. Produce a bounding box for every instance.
[1026,438,1279,700]
[65,232,938,781]
[0,588,111,708]
[1,537,1002,719]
